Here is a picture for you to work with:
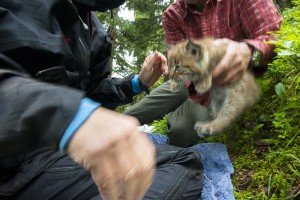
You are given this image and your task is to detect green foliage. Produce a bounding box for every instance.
[274,0,293,12]
[150,116,167,135]
[232,1,300,198]
[97,1,171,78]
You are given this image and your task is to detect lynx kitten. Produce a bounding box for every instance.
[168,38,260,138]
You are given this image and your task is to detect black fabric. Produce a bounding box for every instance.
[0,53,29,74]
[0,0,202,199]
[0,144,203,200]
[144,144,203,200]
[0,0,141,109]
[0,69,84,159]
[0,0,145,171]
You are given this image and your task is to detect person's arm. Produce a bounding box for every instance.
[0,69,155,200]
[59,97,156,200]
[86,13,167,110]
[211,39,253,86]
[0,69,84,158]
[240,0,283,64]
[162,5,186,53]
[67,107,155,200]
[86,51,167,110]
[212,0,282,86]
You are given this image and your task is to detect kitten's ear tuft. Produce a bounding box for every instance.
[186,40,202,61]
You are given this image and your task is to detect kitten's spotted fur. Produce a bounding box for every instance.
[168,38,260,138]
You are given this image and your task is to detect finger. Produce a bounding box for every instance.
[216,65,245,86]
[118,134,141,200]
[212,59,228,79]
[156,51,167,65]
[228,70,244,85]
[124,162,154,200]
[136,157,155,200]
[212,41,235,79]
[130,132,156,198]
[144,52,158,68]
[212,60,229,86]
[97,159,121,200]
[98,168,121,200]
[213,38,229,47]
[163,65,169,76]
[100,142,133,200]
[120,131,155,200]
[124,165,140,200]
[97,131,134,200]
[104,178,123,200]
[161,59,169,76]
[153,52,168,76]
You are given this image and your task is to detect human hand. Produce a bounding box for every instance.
[139,51,168,87]
[212,39,252,86]
[67,107,156,200]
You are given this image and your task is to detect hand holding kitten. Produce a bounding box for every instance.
[212,39,252,86]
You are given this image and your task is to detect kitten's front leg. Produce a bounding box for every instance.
[194,121,215,138]
[195,86,249,138]
[194,76,212,94]
[195,95,236,138]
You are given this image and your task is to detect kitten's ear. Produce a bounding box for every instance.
[186,39,202,62]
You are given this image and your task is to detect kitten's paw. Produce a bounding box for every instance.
[194,122,213,139]
[195,86,209,95]
[194,81,211,94]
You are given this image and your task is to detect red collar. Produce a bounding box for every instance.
[186,80,211,107]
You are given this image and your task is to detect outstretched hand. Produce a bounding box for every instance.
[67,107,156,200]
[212,39,252,86]
[139,51,168,87]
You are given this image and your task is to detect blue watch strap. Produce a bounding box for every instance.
[59,97,101,153]
[131,74,141,94]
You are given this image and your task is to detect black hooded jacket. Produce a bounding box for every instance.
[0,0,145,192]
[0,0,137,108]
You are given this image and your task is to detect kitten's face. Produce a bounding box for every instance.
[168,39,211,92]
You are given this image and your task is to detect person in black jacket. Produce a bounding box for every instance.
[0,0,204,200]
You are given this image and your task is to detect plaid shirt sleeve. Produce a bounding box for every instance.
[162,0,282,60]
[162,5,186,49]
[240,0,283,59]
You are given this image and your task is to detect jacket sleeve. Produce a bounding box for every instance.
[86,12,147,109]
[87,74,139,110]
[0,68,84,158]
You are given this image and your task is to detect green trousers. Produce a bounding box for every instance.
[125,80,212,147]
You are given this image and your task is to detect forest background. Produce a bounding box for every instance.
[98,0,300,199]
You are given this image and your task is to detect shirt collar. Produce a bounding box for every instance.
[181,0,220,18]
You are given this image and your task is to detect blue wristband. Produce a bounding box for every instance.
[59,97,101,153]
[131,74,141,94]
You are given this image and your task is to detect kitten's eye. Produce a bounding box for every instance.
[191,49,197,55]
[174,65,180,72]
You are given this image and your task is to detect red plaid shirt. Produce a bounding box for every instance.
[162,0,283,59]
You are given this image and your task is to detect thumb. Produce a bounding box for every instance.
[212,60,225,78]
[145,51,158,68]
